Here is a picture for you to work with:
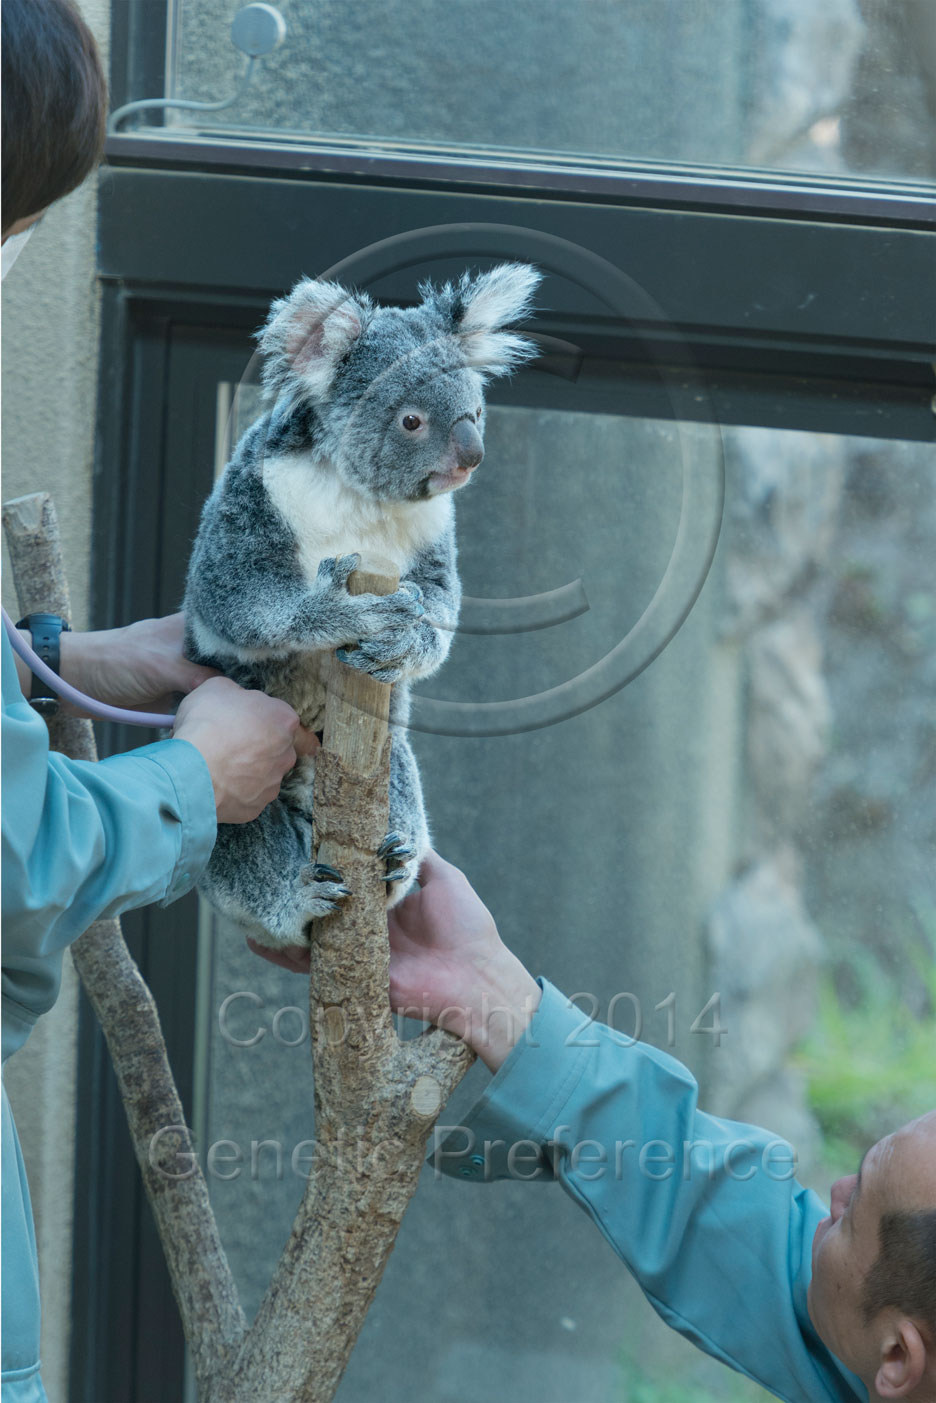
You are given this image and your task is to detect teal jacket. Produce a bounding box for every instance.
[433,981,868,1403]
[1,628,216,1402]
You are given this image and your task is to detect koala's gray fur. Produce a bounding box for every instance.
[183,263,541,949]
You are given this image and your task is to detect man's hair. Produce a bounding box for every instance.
[1,0,107,231]
[862,1210,936,1334]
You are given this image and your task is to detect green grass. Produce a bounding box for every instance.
[793,953,936,1155]
[620,1357,773,1403]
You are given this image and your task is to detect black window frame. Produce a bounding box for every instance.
[72,6,936,1399]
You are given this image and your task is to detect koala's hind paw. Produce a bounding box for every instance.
[235,866,350,950]
[378,831,418,899]
[378,831,414,880]
[298,862,351,916]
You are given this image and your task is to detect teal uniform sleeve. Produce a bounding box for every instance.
[431,980,868,1403]
[1,628,217,1057]
[1,627,217,1399]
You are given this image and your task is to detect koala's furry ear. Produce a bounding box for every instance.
[257,278,374,403]
[423,263,542,378]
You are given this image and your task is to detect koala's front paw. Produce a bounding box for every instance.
[336,631,419,683]
[350,580,425,641]
[336,586,435,682]
[311,560,427,658]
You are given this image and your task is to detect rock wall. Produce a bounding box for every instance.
[699,426,935,1156]
[804,439,936,1032]
[704,428,845,1156]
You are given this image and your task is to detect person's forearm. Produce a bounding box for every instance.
[57,627,112,701]
[2,717,217,960]
[16,614,221,715]
[13,626,106,706]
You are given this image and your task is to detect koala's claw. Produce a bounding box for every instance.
[378,831,415,886]
[298,863,352,917]
[336,645,405,685]
[316,553,361,591]
[378,831,414,863]
[400,581,425,614]
[311,862,343,883]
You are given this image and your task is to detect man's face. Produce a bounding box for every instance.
[808,1113,936,1394]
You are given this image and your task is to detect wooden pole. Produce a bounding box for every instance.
[225,567,474,1403]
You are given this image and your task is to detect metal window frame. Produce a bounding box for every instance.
[96,158,936,442]
[105,128,936,223]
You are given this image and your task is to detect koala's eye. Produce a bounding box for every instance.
[475,405,483,419]
[401,414,422,432]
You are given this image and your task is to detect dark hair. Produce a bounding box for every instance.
[862,1210,936,1334]
[1,0,107,231]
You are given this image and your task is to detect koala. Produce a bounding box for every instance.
[183,262,541,949]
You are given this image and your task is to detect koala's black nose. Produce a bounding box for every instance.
[452,418,484,470]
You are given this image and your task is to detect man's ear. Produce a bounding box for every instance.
[257,278,373,403]
[874,1318,927,1398]
[423,263,542,378]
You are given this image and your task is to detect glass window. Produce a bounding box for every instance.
[167,0,936,185]
[87,6,935,1394]
[188,382,935,1400]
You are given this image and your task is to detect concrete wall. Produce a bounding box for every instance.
[0,3,109,1398]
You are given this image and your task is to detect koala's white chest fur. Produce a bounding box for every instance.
[258,453,453,730]
[263,452,453,583]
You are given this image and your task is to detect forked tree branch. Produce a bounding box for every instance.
[223,565,474,1403]
[4,497,474,1403]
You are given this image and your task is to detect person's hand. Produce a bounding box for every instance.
[246,849,541,1071]
[58,613,218,714]
[388,850,541,1071]
[173,677,318,823]
[246,938,311,975]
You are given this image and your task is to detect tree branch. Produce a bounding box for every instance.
[4,500,474,1402]
[225,566,474,1403]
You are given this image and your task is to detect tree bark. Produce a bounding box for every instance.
[222,566,474,1403]
[4,498,474,1403]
